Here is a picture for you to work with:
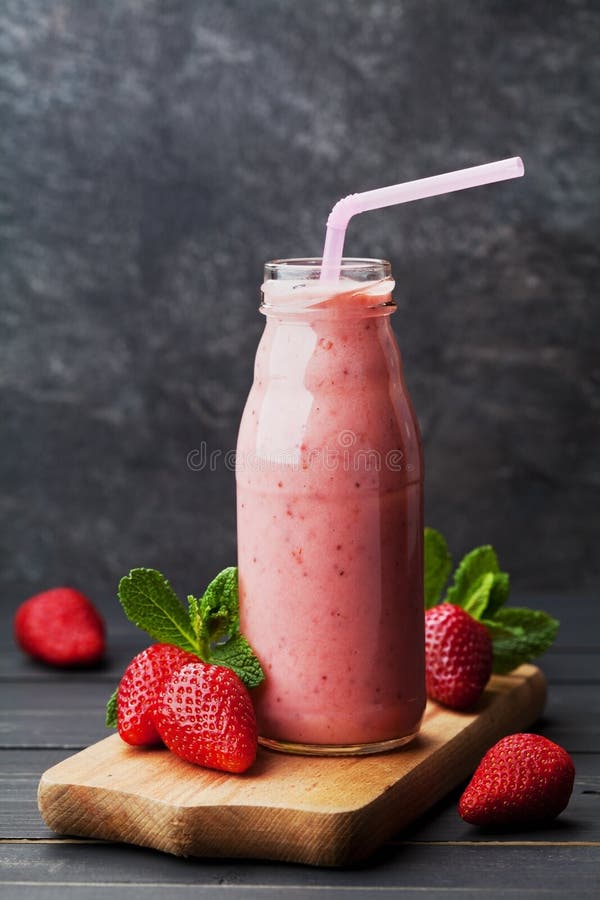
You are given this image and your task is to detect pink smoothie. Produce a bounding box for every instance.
[236,269,425,749]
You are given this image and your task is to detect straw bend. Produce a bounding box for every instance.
[321,156,524,280]
[326,157,524,231]
[326,195,362,231]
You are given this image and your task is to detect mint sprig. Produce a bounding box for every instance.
[425,528,559,673]
[105,566,264,729]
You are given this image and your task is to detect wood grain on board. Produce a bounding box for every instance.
[38,664,546,867]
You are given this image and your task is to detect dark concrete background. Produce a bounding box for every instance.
[1,0,598,616]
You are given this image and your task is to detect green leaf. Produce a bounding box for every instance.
[210,633,265,690]
[187,594,205,654]
[105,688,118,729]
[424,527,453,609]
[461,571,496,619]
[195,568,264,689]
[118,568,198,653]
[200,566,239,644]
[483,607,559,674]
[483,571,510,619]
[445,545,499,616]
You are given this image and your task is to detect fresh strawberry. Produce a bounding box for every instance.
[155,661,258,774]
[425,602,493,710]
[14,587,105,667]
[117,644,199,746]
[459,733,575,826]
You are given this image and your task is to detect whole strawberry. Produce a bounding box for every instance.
[459,733,575,826]
[14,587,105,667]
[155,661,258,774]
[425,603,493,710]
[117,644,199,746]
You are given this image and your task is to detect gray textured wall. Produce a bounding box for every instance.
[1,0,598,611]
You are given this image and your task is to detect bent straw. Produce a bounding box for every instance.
[320,157,524,280]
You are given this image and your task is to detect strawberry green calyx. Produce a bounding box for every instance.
[424,528,559,674]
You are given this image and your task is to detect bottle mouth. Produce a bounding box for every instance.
[261,258,395,317]
[264,258,391,281]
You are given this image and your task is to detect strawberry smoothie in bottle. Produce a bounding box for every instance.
[236,159,524,754]
[236,259,425,754]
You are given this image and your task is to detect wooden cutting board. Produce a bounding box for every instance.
[38,664,546,867]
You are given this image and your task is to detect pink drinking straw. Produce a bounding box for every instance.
[320,156,524,280]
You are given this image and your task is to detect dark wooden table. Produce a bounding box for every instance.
[1,593,598,899]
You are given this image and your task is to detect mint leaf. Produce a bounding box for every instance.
[483,571,510,619]
[118,568,198,653]
[460,571,496,619]
[196,568,264,689]
[483,607,559,674]
[445,545,499,614]
[105,688,118,729]
[200,566,239,644]
[187,594,204,653]
[424,527,453,609]
[211,633,264,690]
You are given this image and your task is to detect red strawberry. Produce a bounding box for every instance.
[425,603,493,710]
[155,661,258,774]
[14,587,105,667]
[117,644,199,746]
[459,733,575,826]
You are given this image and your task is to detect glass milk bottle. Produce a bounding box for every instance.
[236,259,425,755]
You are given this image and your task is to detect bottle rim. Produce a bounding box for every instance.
[261,258,395,318]
[264,258,391,279]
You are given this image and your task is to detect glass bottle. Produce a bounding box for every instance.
[236,259,425,755]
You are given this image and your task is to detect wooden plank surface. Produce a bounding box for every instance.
[1,843,599,896]
[38,666,546,866]
[0,750,68,838]
[1,593,599,897]
[0,681,111,749]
